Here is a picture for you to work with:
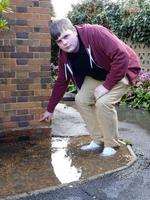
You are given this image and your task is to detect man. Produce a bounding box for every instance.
[39,18,141,156]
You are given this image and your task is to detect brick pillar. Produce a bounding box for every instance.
[0,0,53,136]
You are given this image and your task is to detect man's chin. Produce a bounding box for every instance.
[65,48,74,53]
[63,47,76,53]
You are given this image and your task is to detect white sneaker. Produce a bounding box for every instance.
[80,141,100,151]
[101,147,116,156]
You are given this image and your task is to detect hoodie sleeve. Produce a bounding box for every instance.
[47,58,70,113]
[89,25,129,90]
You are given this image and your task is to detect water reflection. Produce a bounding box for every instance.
[0,134,134,199]
[51,137,82,184]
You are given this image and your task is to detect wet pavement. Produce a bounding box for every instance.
[117,105,150,131]
[0,135,133,199]
[0,103,149,200]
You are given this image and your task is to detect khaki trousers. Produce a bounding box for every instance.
[75,76,129,147]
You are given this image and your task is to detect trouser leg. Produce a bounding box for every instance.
[95,78,129,147]
[75,76,103,144]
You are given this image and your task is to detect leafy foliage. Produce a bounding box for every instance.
[0,0,11,30]
[121,71,150,111]
[67,83,77,93]
[68,0,150,46]
[68,0,106,25]
[49,63,58,86]
[51,38,59,66]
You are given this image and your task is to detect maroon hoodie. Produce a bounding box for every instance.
[47,24,141,113]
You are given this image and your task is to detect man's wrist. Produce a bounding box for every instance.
[46,111,53,115]
[94,85,109,100]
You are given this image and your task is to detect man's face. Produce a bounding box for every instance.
[56,29,79,53]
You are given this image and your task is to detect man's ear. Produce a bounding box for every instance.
[50,17,56,23]
[74,30,78,36]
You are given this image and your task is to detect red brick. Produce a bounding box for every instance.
[16,45,29,52]
[28,7,50,14]
[0,97,16,103]
[17,84,29,90]
[16,71,28,78]
[11,0,32,6]
[15,13,33,20]
[14,26,33,33]
[0,84,16,91]
[11,91,34,97]
[3,121,17,129]
[29,72,40,78]
[16,109,28,115]
[39,14,51,20]
[0,71,15,78]
[29,46,51,52]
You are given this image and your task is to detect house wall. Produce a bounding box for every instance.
[0,0,53,136]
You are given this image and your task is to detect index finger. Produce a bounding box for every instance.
[39,115,45,122]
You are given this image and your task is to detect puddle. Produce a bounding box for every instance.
[0,135,133,199]
[1,103,147,199]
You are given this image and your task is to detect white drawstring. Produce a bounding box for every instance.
[66,63,73,76]
[64,64,68,80]
[86,46,93,68]
[86,45,103,69]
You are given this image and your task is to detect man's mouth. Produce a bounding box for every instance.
[65,45,71,49]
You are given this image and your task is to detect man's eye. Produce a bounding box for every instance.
[64,35,69,39]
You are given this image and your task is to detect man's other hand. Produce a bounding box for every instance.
[39,111,53,122]
[94,85,109,100]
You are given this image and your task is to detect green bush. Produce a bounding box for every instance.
[68,0,107,25]
[68,0,150,46]
[0,0,11,30]
[51,38,59,66]
[121,71,150,111]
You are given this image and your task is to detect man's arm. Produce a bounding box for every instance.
[90,25,129,90]
[94,85,109,100]
[39,61,70,122]
[39,111,53,122]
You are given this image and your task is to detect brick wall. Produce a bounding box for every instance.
[0,0,53,136]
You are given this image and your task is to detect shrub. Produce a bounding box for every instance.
[49,63,58,86]
[68,0,150,46]
[121,71,150,111]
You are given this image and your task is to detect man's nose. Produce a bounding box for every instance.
[62,39,67,46]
